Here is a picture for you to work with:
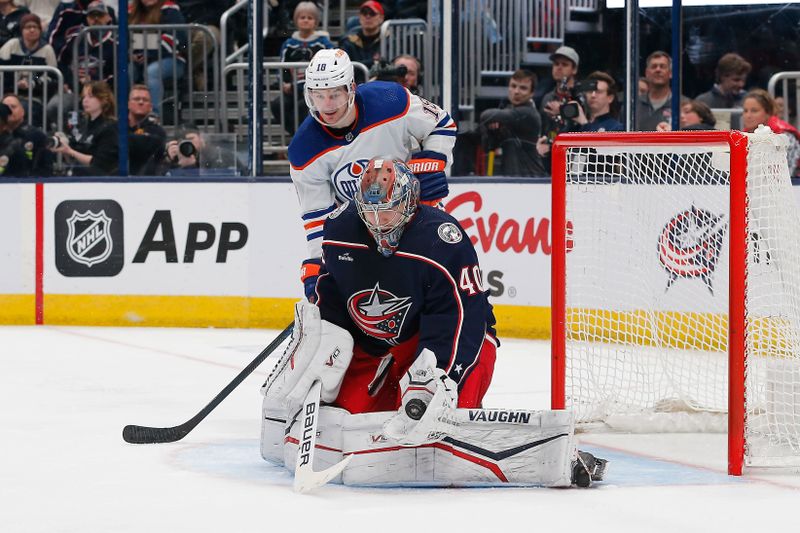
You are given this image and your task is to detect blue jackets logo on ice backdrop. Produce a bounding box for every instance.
[347,283,412,345]
[658,206,727,294]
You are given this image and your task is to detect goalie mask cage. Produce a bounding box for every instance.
[551,130,800,475]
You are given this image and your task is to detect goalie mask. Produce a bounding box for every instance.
[355,158,420,257]
[304,49,357,128]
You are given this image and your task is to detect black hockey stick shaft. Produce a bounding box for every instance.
[122,323,293,444]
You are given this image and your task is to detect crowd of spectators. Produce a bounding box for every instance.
[1,1,799,178]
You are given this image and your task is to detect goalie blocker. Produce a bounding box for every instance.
[261,400,606,488]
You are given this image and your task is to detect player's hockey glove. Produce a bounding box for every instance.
[300,258,322,302]
[383,348,457,446]
[408,150,449,201]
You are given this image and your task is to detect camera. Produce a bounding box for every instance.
[178,139,196,158]
[369,60,408,83]
[47,135,63,149]
[557,79,598,123]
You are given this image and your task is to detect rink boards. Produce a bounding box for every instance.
[0,180,552,338]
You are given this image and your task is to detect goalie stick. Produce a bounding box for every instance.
[293,380,352,493]
[123,323,293,444]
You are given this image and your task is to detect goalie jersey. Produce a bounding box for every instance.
[315,202,497,387]
[288,81,457,261]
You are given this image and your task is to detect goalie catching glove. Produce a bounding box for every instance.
[383,349,457,446]
[262,300,354,409]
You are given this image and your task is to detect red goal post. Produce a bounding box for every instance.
[550,130,800,476]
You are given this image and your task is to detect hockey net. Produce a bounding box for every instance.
[551,129,800,473]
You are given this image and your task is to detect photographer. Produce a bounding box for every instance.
[539,46,581,140]
[452,69,544,177]
[48,80,118,175]
[163,126,238,175]
[392,54,421,95]
[0,101,28,177]
[2,92,53,176]
[536,72,623,171]
[568,72,623,133]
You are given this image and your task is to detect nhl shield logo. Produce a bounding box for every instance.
[55,199,124,277]
[66,210,114,267]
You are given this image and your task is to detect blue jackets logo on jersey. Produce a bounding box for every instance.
[332,159,370,201]
[347,282,412,345]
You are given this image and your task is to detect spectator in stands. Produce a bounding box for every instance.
[129,0,187,117]
[0,100,29,176]
[679,99,716,130]
[49,80,118,175]
[1,92,53,175]
[46,1,115,131]
[128,84,167,175]
[176,0,234,90]
[0,0,29,50]
[636,51,678,131]
[392,53,420,95]
[539,46,581,143]
[270,1,334,135]
[695,53,750,110]
[47,0,115,60]
[695,52,750,129]
[453,69,544,177]
[340,0,385,78]
[163,126,239,174]
[0,13,57,101]
[655,98,717,132]
[16,0,59,30]
[741,88,800,176]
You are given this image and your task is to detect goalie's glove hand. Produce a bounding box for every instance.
[407,150,449,201]
[300,258,322,302]
[383,348,457,446]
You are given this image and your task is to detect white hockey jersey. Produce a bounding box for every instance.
[288,81,457,260]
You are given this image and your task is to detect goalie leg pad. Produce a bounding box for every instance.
[260,396,288,466]
[342,408,577,487]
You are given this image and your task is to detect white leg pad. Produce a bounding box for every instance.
[260,396,288,466]
[341,409,576,487]
[282,405,348,483]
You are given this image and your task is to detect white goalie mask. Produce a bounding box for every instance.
[355,158,420,257]
[304,49,357,127]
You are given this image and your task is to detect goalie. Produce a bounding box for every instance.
[262,158,606,488]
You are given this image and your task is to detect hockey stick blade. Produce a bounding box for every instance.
[123,323,293,444]
[293,380,352,493]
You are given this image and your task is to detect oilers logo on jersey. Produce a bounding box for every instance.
[333,159,370,201]
[347,283,413,345]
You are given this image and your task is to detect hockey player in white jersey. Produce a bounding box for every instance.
[288,48,457,299]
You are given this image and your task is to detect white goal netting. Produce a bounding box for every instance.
[560,130,800,468]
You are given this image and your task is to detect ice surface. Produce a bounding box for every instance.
[1,327,798,533]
